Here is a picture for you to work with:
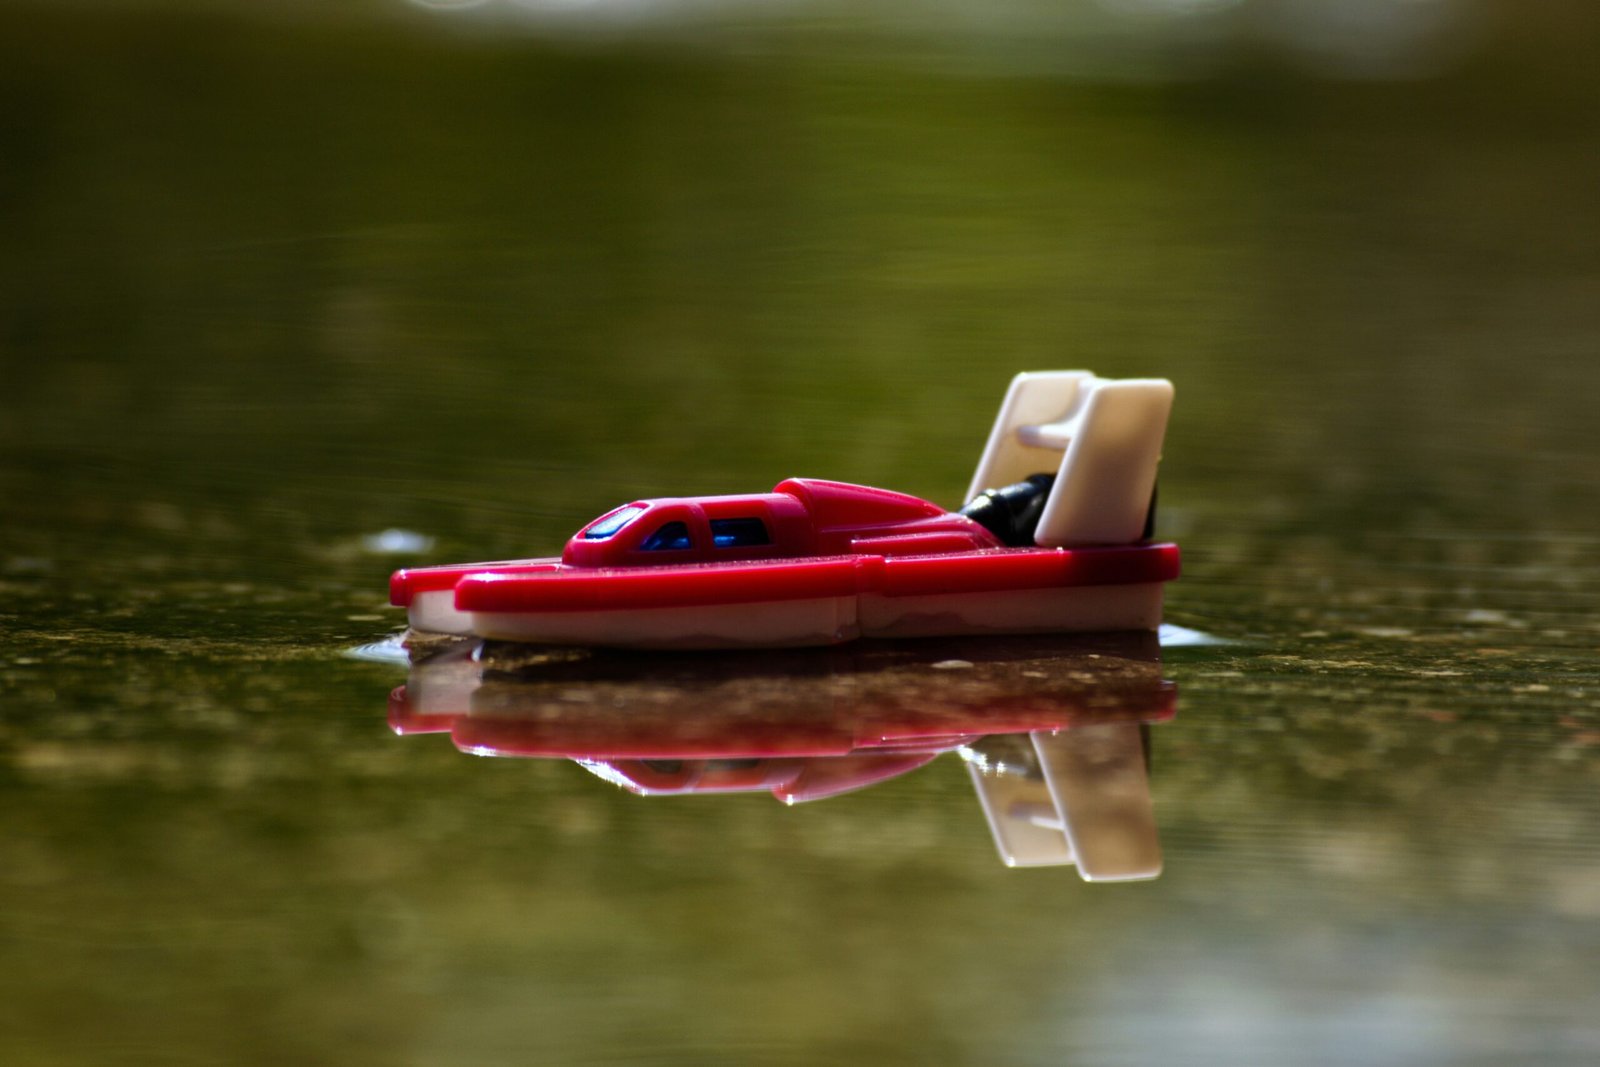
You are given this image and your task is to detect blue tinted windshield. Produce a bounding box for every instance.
[710,518,770,548]
[582,505,644,540]
[640,521,693,551]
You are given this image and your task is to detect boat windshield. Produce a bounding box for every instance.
[582,505,645,540]
[711,517,770,548]
[640,522,693,551]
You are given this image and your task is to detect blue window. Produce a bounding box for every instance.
[640,521,693,551]
[583,505,644,540]
[710,518,770,548]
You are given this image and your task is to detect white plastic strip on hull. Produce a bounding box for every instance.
[470,595,861,649]
[408,589,475,636]
[859,582,1163,640]
[465,582,1162,649]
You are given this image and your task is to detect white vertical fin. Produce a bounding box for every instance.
[966,371,1091,505]
[968,372,1173,548]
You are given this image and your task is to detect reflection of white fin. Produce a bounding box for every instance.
[1033,723,1162,882]
[968,372,1174,547]
[963,756,1074,868]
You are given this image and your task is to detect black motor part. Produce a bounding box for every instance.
[959,474,1057,547]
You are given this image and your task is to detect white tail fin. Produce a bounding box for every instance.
[967,372,1173,547]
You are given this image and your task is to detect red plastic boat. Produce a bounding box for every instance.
[389,372,1177,648]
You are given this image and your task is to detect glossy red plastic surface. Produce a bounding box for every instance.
[453,543,1178,614]
[390,558,558,607]
[393,480,1008,609]
[773,478,946,528]
[875,543,1181,597]
[561,492,816,568]
[457,557,860,613]
[780,479,999,555]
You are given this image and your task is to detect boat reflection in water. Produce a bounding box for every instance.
[388,631,1174,881]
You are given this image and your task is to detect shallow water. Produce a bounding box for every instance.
[3,3,1599,1064]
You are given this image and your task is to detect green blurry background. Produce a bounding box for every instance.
[1,1,1598,1064]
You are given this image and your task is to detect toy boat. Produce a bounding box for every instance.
[389,372,1177,649]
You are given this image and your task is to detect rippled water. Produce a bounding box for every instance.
[2,3,1598,1064]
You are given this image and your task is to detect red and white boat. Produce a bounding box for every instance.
[389,372,1177,648]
